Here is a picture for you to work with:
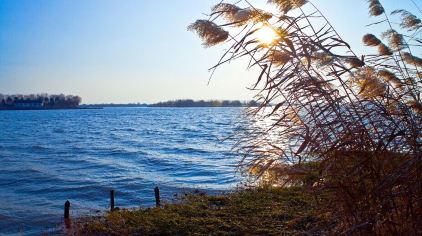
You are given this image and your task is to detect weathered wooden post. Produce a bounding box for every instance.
[110,190,115,211]
[154,187,160,207]
[64,200,70,219]
[64,200,71,229]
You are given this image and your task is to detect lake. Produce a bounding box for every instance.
[0,107,245,235]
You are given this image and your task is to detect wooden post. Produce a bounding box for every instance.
[64,200,71,229]
[110,190,115,211]
[64,200,70,219]
[154,187,160,207]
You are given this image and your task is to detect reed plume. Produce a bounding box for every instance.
[363,34,381,46]
[377,43,393,55]
[268,0,308,14]
[368,0,384,16]
[212,3,272,25]
[392,9,422,31]
[187,20,229,47]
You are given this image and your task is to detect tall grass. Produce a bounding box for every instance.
[189,0,421,234]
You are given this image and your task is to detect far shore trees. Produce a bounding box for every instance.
[149,99,258,107]
[0,94,81,109]
[190,0,421,234]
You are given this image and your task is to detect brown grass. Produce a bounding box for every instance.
[189,0,422,234]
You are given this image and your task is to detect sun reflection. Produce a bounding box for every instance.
[256,25,280,45]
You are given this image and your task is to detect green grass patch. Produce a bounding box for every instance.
[73,187,334,235]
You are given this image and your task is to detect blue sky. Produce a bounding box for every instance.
[0,0,416,103]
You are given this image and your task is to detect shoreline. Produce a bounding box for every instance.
[64,186,332,235]
[0,107,103,111]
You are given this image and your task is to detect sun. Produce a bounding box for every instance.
[256,26,279,45]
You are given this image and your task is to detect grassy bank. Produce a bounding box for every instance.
[72,187,334,235]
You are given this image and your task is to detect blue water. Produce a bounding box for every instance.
[0,107,244,235]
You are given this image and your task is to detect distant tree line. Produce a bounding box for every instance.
[80,103,148,108]
[148,99,258,107]
[0,94,81,109]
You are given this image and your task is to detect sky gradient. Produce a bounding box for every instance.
[0,0,415,103]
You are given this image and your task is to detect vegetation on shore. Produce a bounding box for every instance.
[73,186,333,236]
[79,103,148,108]
[149,99,258,107]
[80,99,259,108]
[1,97,257,109]
[0,94,81,109]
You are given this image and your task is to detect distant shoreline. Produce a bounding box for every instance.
[0,107,102,111]
[0,99,259,110]
[0,106,253,111]
[81,99,259,108]
[1,96,258,110]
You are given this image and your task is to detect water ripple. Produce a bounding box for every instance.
[0,107,244,235]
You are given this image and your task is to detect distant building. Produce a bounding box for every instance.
[13,100,44,109]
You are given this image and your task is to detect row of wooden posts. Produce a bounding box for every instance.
[64,187,161,220]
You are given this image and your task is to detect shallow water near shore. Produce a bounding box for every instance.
[0,107,244,235]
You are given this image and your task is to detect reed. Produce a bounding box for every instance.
[190,0,422,234]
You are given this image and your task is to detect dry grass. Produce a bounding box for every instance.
[189,0,422,234]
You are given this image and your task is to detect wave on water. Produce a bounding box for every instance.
[160,146,213,155]
[30,145,50,151]
[53,128,65,133]
[0,107,244,235]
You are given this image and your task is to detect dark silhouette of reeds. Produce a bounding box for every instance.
[190,0,422,234]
